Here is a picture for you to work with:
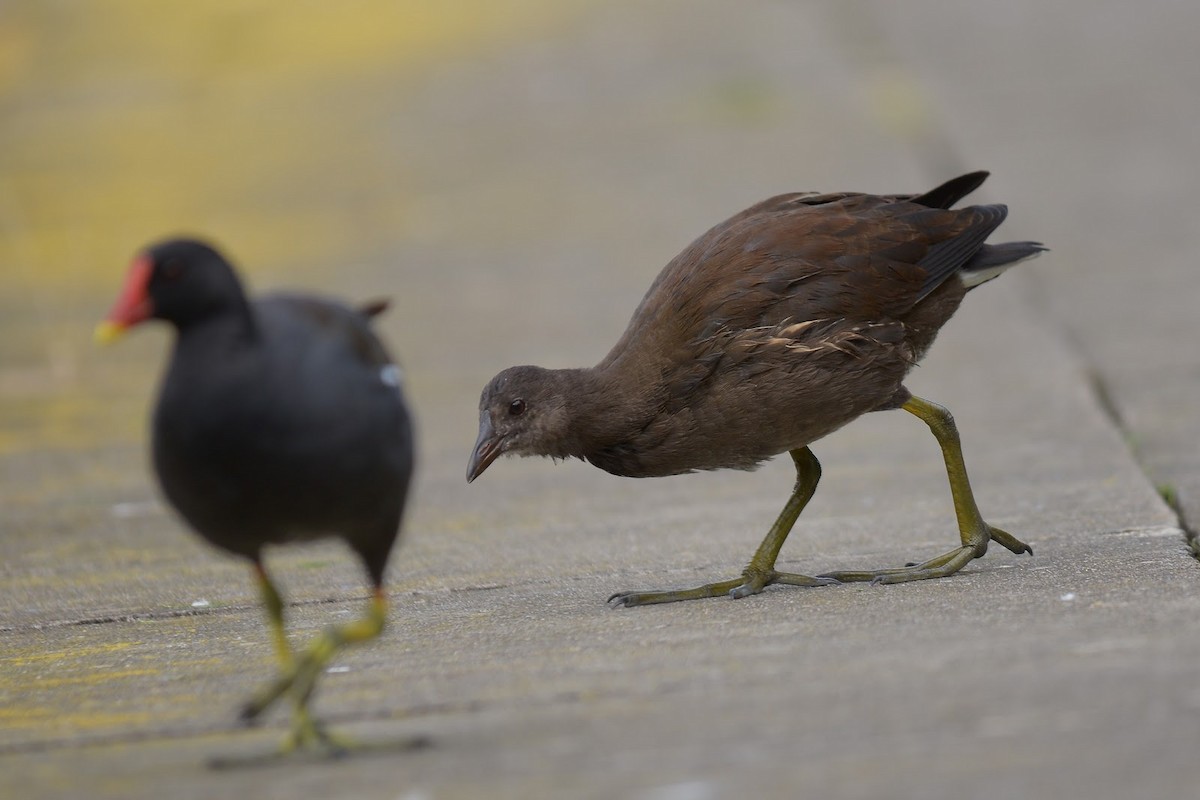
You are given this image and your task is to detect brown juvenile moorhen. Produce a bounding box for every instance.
[97,238,415,751]
[468,171,1044,606]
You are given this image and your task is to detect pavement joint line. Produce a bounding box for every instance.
[1083,365,1199,560]
[0,578,579,635]
[840,0,1198,569]
[0,607,238,635]
[1156,489,1200,562]
[0,595,366,635]
[832,0,1197,569]
[1014,256,1197,566]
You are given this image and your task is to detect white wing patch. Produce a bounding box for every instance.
[380,364,403,387]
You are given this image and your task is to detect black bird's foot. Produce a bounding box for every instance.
[284,711,355,757]
[242,590,386,726]
[239,648,327,724]
[609,569,837,607]
[208,707,348,769]
[208,724,432,770]
[234,589,389,758]
[232,661,394,762]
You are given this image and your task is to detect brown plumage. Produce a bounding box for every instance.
[468,172,1045,606]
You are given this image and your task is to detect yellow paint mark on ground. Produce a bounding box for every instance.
[11,668,160,690]
[0,389,141,454]
[0,707,155,730]
[1,642,135,667]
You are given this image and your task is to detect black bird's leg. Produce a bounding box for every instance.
[819,396,1032,584]
[252,560,293,670]
[244,560,333,752]
[609,446,837,607]
[242,565,388,754]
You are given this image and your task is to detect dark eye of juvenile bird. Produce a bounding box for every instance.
[508,399,526,416]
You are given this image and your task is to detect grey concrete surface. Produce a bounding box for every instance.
[2,1,1198,798]
[872,0,1200,549]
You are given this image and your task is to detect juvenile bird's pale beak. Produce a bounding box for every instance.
[466,412,503,483]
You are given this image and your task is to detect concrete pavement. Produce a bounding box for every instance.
[2,1,1197,798]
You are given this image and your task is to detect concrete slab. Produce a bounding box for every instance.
[872,0,1200,537]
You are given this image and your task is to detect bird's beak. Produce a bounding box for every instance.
[95,254,154,345]
[466,412,504,483]
[93,320,127,345]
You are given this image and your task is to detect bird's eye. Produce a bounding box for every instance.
[160,258,185,281]
[508,398,526,416]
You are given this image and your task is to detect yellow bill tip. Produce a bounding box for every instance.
[93,320,125,345]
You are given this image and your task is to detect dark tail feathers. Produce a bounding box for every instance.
[960,241,1048,289]
[913,171,990,209]
[359,298,391,318]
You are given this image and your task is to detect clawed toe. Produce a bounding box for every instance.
[989,525,1033,556]
[607,592,637,607]
[241,666,304,724]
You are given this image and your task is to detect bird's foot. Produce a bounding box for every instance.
[609,568,837,607]
[240,640,332,724]
[819,525,1031,585]
[209,714,431,769]
[280,706,351,757]
[243,593,385,722]
[234,651,362,761]
[990,525,1033,556]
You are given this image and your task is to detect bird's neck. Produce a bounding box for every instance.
[558,365,658,458]
[179,291,257,334]
[171,301,259,359]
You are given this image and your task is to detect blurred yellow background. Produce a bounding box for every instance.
[0,0,590,291]
[0,0,594,458]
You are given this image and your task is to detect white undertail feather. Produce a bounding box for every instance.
[958,263,1014,289]
[959,245,1046,289]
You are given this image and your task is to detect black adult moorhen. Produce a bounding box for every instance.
[97,238,414,751]
[467,171,1044,606]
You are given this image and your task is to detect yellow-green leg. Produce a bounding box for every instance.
[253,561,293,668]
[820,396,1032,585]
[242,571,389,755]
[247,562,332,752]
[609,447,837,607]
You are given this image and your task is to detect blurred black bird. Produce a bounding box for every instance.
[468,172,1044,606]
[97,238,414,751]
